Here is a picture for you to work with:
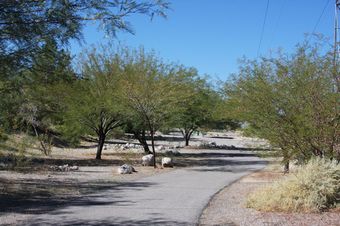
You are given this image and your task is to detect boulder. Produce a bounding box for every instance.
[69,166,79,171]
[142,154,154,166]
[117,164,135,174]
[161,157,173,167]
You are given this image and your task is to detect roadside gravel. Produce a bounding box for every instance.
[199,167,340,226]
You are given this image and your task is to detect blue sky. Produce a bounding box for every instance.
[70,0,336,81]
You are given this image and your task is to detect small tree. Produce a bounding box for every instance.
[173,69,217,146]
[61,50,123,159]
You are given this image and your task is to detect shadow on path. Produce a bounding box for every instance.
[23,217,190,226]
[0,180,155,215]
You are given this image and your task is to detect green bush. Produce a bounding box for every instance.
[246,158,340,212]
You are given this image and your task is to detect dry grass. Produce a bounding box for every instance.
[246,158,340,213]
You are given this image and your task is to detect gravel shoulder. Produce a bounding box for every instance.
[199,164,340,226]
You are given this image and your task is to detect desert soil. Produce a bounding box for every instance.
[199,163,340,226]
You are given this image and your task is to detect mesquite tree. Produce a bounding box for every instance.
[173,68,218,146]
[119,48,183,167]
[225,41,339,172]
[62,50,123,160]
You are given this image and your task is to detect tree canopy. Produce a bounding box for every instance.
[225,41,339,171]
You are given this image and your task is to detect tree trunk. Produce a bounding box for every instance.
[96,132,105,160]
[32,125,48,155]
[184,129,194,146]
[135,131,151,154]
[283,161,289,174]
[185,136,189,146]
[150,130,156,168]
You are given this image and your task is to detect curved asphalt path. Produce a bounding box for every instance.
[22,149,266,226]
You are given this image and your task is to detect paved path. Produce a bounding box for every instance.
[21,149,266,226]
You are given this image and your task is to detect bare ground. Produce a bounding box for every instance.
[199,163,340,226]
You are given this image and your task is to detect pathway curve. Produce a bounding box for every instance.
[22,149,266,226]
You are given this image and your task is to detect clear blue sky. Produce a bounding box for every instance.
[70,0,336,81]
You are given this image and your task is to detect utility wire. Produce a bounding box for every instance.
[257,0,270,57]
[311,0,331,34]
[269,0,286,48]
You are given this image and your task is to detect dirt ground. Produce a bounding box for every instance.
[199,162,340,226]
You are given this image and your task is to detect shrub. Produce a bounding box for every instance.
[246,158,340,212]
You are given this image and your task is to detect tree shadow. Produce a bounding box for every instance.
[22,217,190,226]
[0,157,126,168]
[0,178,155,216]
[209,136,234,139]
[193,145,270,151]
[175,151,267,171]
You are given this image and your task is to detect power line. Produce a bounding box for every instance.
[269,0,286,48]
[257,0,270,57]
[311,0,331,34]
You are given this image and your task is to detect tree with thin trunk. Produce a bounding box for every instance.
[61,50,123,159]
[118,48,183,168]
[173,69,218,146]
[224,40,339,171]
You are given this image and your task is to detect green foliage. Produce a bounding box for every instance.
[0,0,169,153]
[60,48,124,159]
[247,158,340,212]
[171,69,219,145]
[0,0,170,73]
[0,127,8,142]
[119,48,185,133]
[225,41,339,164]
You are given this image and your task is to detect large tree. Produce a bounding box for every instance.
[225,41,339,171]
[119,48,184,167]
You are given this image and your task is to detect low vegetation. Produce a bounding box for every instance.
[246,158,340,212]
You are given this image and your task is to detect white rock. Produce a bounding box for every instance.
[69,166,79,170]
[161,157,173,167]
[117,164,135,174]
[142,154,154,166]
